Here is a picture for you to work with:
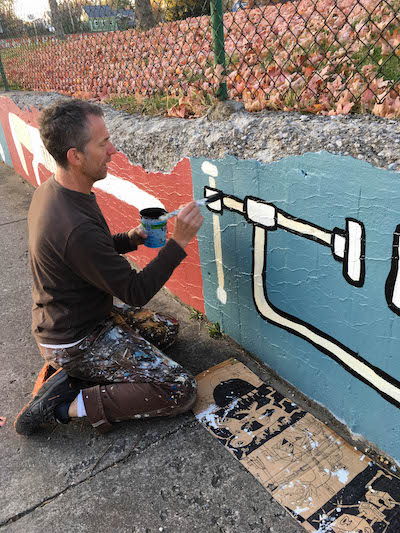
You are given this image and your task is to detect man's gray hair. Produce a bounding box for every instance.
[39,99,104,170]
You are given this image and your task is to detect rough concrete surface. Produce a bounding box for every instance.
[0,161,395,532]
[0,162,304,532]
[3,91,400,174]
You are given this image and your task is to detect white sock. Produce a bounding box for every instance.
[76,390,87,418]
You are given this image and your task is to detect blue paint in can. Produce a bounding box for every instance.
[140,207,168,248]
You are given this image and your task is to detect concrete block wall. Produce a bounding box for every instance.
[1,93,399,464]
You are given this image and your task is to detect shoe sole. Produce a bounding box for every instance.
[14,369,70,435]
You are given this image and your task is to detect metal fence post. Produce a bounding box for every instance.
[0,53,9,91]
[210,0,227,100]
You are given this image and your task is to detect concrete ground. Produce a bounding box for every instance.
[0,161,379,533]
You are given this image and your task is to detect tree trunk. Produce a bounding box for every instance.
[48,0,65,40]
[135,0,155,30]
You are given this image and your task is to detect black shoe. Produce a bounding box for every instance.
[14,369,81,435]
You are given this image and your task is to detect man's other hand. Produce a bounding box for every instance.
[128,225,147,247]
[171,201,204,250]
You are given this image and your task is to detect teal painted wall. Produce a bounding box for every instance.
[191,152,400,462]
[0,120,12,167]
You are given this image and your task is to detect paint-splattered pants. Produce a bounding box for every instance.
[38,305,197,434]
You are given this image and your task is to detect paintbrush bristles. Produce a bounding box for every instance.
[158,193,223,222]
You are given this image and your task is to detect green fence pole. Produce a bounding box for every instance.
[210,0,227,100]
[0,53,9,91]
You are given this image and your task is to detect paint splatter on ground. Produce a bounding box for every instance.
[0,417,6,427]
[193,359,400,532]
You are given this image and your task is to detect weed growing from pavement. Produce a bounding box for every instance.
[189,309,204,321]
[208,322,223,339]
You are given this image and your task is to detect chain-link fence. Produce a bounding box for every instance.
[0,0,399,118]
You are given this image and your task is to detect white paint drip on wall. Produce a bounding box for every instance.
[93,174,165,211]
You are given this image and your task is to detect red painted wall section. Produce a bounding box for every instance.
[0,96,205,312]
[99,154,205,312]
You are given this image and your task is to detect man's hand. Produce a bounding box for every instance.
[171,201,204,250]
[128,225,147,248]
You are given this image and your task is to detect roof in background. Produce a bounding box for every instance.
[82,5,135,18]
[82,5,116,18]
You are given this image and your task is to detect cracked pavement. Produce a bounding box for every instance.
[0,162,330,532]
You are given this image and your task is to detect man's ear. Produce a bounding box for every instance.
[66,147,83,168]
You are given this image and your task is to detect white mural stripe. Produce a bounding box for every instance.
[93,174,164,211]
[9,113,59,186]
[223,197,244,213]
[209,175,227,305]
[277,212,331,245]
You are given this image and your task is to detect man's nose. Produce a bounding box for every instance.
[108,142,117,155]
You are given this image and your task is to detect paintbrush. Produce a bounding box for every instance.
[158,192,223,222]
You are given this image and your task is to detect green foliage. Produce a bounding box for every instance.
[208,322,223,339]
[164,0,210,21]
[106,92,180,115]
[189,308,204,320]
[352,45,400,82]
[0,79,23,90]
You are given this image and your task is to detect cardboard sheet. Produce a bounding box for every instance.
[194,359,400,532]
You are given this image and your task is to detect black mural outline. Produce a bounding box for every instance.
[307,463,400,533]
[252,226,400,409]
[200,378,307,460]
[206,188,366,286]
[385,225,400,316]
[204,188,400,409]
[204,185,223,213]
[268,204,335,246]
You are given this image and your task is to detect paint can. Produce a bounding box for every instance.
[140,207,168,248]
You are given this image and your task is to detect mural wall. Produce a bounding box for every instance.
[191,154,400,464]
[0,96,205,312]
[1,95,399,463]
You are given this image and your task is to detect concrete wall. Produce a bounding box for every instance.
[1,93,400,464]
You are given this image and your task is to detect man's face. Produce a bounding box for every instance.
[79,114,116,182]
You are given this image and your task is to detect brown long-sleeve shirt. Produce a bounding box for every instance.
[28,176,186,344]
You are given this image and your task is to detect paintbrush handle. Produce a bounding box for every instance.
[158,193,221,221]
